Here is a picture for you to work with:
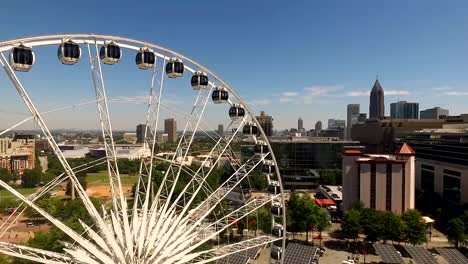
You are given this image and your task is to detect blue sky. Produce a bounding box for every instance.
[1,0,468,130]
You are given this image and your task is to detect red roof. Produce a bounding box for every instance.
[315,199,336,206]
[343,149,362,156]
[396,143,416,155]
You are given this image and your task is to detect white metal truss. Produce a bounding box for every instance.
[0,34,287,264]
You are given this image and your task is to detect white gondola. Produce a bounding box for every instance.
[272,223,284,237]
[136,47,155,70]
[228,104,245,120]
[57,39,81,65]
[212,87,229,104]
[191,71,209,90]
[10,44,35,72]
[254,140,268,156]
[268,180,281,194]
[242,122,258,135]
[271,201,283,216]
[270,246,282,260]
[99,41,122,65]
[262,159,275,173]
[165,57,184,78]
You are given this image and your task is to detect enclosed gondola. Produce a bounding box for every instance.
[58,39,81,65]
[212,87,229,104]
[228,104,245,120]
[10,44,35,72]
[242,123,258,135]
[254,140,268,156]
[165,57,184,78]
[262,160,275,174]
[267,180,281,194]
[135,47,155,70]
[270,246,282,260]
[271,201,283,216]
[191,71,209,90]
[272,224,284,237]
[99,41,122,65]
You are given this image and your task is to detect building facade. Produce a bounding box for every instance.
[328,119,345,129]
[164,118,177,143]
[342,144,416,213]
[420,107,449,119]
[399,125,468,205]
[390,101,419,119]
[217,124,224,137]
[0,134,36,174]
[136,124,147,144]
[256,111,273,137]
[346,104,360,140]
[260,138,361,189]
[369,79,385,120]
[314,121,322,136]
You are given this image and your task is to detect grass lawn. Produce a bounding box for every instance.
[86,171,137,186]
[0,188,37,198]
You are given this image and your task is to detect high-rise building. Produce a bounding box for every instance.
[136,124,146,144]
[298,117,304,131]
[314,121,322,136]
[217,124,224,137]
[328,119,345,129]
[256,111,273,136]
[357,113,367,123]
[369,79,385,119]
[164,118,177,143]
[420,107,449,119]
[342,144,416,213]
[346,104,360,140]
[390,101,419,119]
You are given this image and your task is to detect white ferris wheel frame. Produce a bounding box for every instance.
[0,34,287,264]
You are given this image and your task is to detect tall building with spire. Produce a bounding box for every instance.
[369,79,385,119]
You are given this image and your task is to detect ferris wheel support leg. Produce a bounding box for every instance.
[0,242,72,264]
[86,41,134,255]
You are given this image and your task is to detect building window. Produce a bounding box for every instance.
[386,164,392,211]
[443,169,461,204]
[421,164,435,193]
[370,164,376,209]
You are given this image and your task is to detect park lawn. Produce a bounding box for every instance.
[86,171,137,186]
[0,188,37,198]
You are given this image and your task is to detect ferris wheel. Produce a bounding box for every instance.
[0,34,286,264]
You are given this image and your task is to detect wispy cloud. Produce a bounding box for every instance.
[282,92,299,97]
[279,97,293,103]
[386,90,411,96]
[250,99,272,105]
[444,91,468,96]
[432,86,454,91]
[347,91,369,97]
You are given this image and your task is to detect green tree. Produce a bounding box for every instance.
[0,168,13,185]
[21,168,42,188]
[446,218,466,248]
[381,211,403,243]
[257,207,272,234]
[401,210,427,246]
[315,207,331,246]
[360,208,382,242]
[341,209,361,242]
[287,192,317,243]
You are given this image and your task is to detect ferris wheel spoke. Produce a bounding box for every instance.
[0,242,73,264]
[86,41,134,256]
[0,51,117,237]
[154,86,213,217]
[178,235,279,264]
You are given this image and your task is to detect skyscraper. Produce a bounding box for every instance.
[420,107,449,119]
[256,111,273,136]
[369,79,385,119]
[298,117,304,131]
[328,119,345,129]
[217,124,224,137]
[164,118,177,143]
[390,101,419,119]
[136,124,146,144]
[314,121,322,136]
[346,104,360,140]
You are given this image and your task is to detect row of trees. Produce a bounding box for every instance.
[446,211,468,248]
[341,203,428,245]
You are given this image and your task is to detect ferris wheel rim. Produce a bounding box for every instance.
[0,33,287,263]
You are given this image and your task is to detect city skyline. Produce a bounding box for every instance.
[1,1,468,130]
